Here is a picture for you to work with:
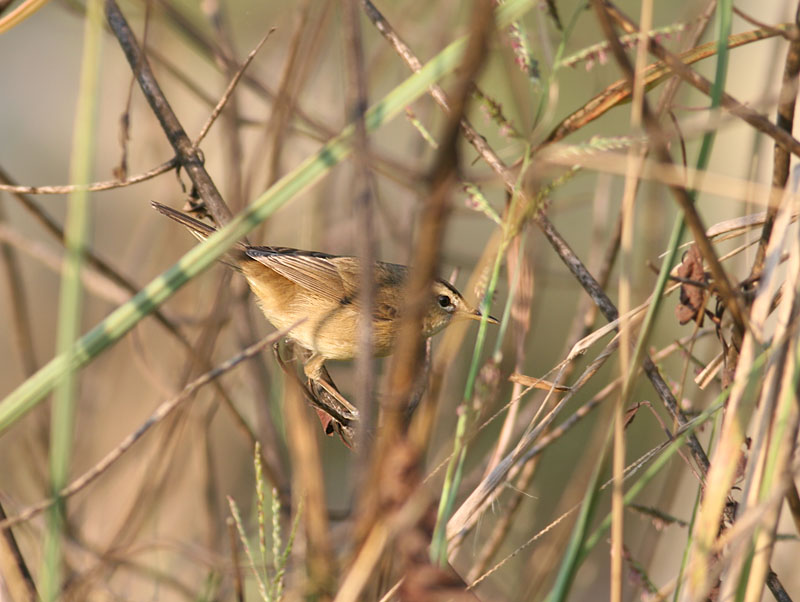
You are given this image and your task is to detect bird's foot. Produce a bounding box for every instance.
[273,343,357,447]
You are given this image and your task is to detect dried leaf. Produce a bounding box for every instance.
[624,402,643,429]
[675,244,708,325]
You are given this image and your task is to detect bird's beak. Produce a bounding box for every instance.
[467,309,499,325]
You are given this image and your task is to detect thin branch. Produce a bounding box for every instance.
[154,0,335,141]
[105,0,234,227]
[343,0,378,455]
[0,158,176,195]
[255,0,315,193]
[0,499,37,600]
[0,327,295,532]
[0,199,37,377]
[194,27,276,147]
[749,4,800,278]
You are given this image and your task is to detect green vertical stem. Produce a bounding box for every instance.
[430,150,532,564]
[430,242,507,564]
[41,1,102,599]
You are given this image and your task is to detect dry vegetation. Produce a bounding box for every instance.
[1,0,800,600]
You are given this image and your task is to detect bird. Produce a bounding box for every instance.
[152,201,497,414]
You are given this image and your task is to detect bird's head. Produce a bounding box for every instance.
[422,279,498,336]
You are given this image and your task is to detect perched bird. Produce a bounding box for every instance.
[152,201,496,386]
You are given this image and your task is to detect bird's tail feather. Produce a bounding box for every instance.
[151,201,249,274]
[151,201,218,241]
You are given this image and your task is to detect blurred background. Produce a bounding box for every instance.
[1,0,799,600]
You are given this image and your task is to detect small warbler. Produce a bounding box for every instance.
[152,201,497,383]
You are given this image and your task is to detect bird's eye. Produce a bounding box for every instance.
[438,294,453,309]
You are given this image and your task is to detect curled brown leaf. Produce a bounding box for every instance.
[676,244,708,325]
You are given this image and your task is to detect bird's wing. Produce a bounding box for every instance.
[245,247,350,301]
[246,250,410,321]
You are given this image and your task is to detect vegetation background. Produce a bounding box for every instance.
[0,0,798,600]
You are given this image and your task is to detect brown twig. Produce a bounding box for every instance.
[537,217,710,472]
[230,302,290,480]
[254,0,314,193]
[361,0,510,180]
[468,430,696,590]
[0,329,292,532]
[426,332,712,491]
[113,1,150,181]
[462,329,712,590]
[153,0,335,143]
[343,0,378,457]
[467,175,620,576]
[202,12,291,497]
[379,3,492,449]
[0,222,132,305]
[0,0,15,16]
[749,4,800,279]
[466,454,536,583]
[105,0,234,228]
[194,27,276,148]
[0,159,176,194]
[543,24,788,146]
[148,46,266,128]
[0,199,37,378]
[483,236,533,475]
[0,499,37,601]
[0,13,413,200]
[153,0,421,203]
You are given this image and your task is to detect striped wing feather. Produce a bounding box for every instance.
[245,247,408,322]
[245,247,352,302]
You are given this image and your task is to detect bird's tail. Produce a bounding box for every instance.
[152,201,249,271]
[151,201,219,242]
